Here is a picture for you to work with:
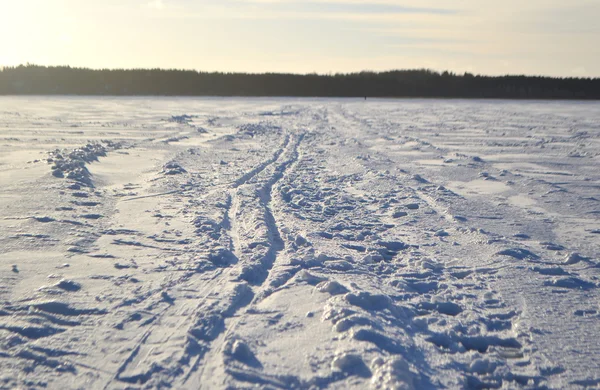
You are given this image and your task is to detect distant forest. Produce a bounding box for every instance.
[1,64,599,99]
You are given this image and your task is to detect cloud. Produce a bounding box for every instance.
[147,0,165,10]
[232,0,456,15]
[30,0,595,77]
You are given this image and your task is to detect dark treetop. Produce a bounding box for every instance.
[1,65,599,99]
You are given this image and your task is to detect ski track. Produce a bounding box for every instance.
[0,98,599,389]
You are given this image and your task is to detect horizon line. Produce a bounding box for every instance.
[2,63,599,80]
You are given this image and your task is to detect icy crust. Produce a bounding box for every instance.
[0,98,600,389]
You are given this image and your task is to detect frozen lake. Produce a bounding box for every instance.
[1,97,600,389]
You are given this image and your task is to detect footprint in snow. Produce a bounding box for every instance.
[544,277,596,290]
[495,248,539,260]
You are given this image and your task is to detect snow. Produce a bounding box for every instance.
[0,96,599,389]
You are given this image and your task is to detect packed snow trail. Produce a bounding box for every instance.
[1,97,599,389]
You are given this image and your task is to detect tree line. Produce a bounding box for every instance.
[0,64,599,99]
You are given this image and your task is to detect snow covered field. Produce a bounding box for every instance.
[1,97,599,389]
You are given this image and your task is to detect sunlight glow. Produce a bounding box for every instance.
[0,0,598,76]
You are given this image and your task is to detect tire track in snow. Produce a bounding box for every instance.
[182,130,305,386]
[232,135,290,188]
[252,131,306,283]
[227,131,305,285]
[191,131,306,388]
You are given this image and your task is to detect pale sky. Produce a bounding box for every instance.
[1,0,599,77]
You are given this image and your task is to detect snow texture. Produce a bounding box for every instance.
[0,97,599,389]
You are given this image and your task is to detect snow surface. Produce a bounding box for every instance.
[1,97,599,389]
